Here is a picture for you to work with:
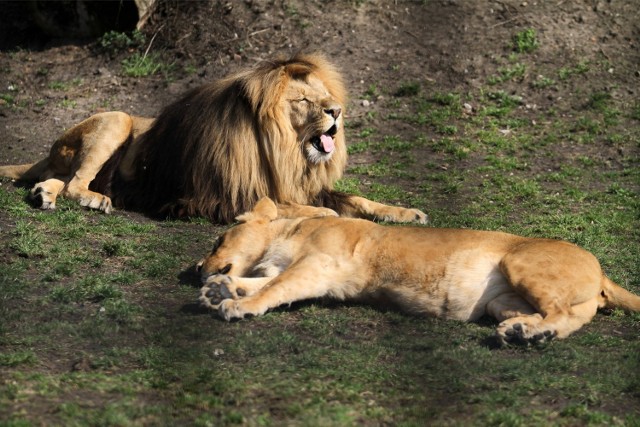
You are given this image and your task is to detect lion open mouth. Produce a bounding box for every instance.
[310,125,338,154]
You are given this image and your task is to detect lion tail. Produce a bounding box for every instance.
[0,158,49,181]
[602,275,640,312]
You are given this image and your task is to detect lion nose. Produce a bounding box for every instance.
[324,107,341,119]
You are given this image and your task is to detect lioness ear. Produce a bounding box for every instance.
[253,197,278,220]
[236,197,278,223]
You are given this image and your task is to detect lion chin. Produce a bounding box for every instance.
[306,125,339,164]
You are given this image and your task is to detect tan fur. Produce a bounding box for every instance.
[198,197,640,345]
[0,112,154,212]
[0,54,426,224]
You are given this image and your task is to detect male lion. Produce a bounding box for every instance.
[198,197,640,345]
[0,53,426,224]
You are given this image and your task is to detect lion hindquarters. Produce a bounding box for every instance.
[56,112,135,213]
[0,159,50,181]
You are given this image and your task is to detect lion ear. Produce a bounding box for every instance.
[284,62,313,79]
[236,197,278,223]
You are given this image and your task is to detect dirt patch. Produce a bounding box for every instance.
[1,0,638,162]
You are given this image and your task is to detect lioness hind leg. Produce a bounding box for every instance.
[495,299,599,345]
[0,158,50,181]
[497,240,603,344]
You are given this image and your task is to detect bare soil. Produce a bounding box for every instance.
[1,0,638,166]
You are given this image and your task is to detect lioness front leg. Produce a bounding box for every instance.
[344,196,428,224]
[495,299,599,345]
[217,258,350,321]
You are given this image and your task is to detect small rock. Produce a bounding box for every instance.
[361,99,370,107]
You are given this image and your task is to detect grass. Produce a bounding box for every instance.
[512,28,539,53]
[1,23,640,427]
[122,52,174,78]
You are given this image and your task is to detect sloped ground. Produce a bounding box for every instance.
[1,1,639,425]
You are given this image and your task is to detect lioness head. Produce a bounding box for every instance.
[196,198,279,280]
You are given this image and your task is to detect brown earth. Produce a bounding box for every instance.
[1,0,638,168]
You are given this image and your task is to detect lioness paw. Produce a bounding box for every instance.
[199,275,235,309]
[218,299,246,321]
[496,317,556,346]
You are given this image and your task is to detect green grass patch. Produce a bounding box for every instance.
[122,53,173,78]
[512,28,539,53]
[99,30,145,56]
[559,60,590,80]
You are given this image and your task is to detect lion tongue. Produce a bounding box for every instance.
[320,134,335,153]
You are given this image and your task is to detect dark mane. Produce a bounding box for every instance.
[110,53,347,223]
[112,79,257,222]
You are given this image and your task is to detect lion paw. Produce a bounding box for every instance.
[29,186,56,210]
[408,208,428,224]
[495,320,557,346]
[385,208,428,224]
[79,194,112,214]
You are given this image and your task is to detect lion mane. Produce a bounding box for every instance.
[110,53,348,223]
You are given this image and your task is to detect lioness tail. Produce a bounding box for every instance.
[602,276,640,312]
[0,159,49,181]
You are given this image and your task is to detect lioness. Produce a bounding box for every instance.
[0,53,426,224]
[198,197,640,345]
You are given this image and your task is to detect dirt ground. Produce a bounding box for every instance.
[1,0,638,165]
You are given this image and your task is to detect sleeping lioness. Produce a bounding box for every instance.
[197,197,640,345]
